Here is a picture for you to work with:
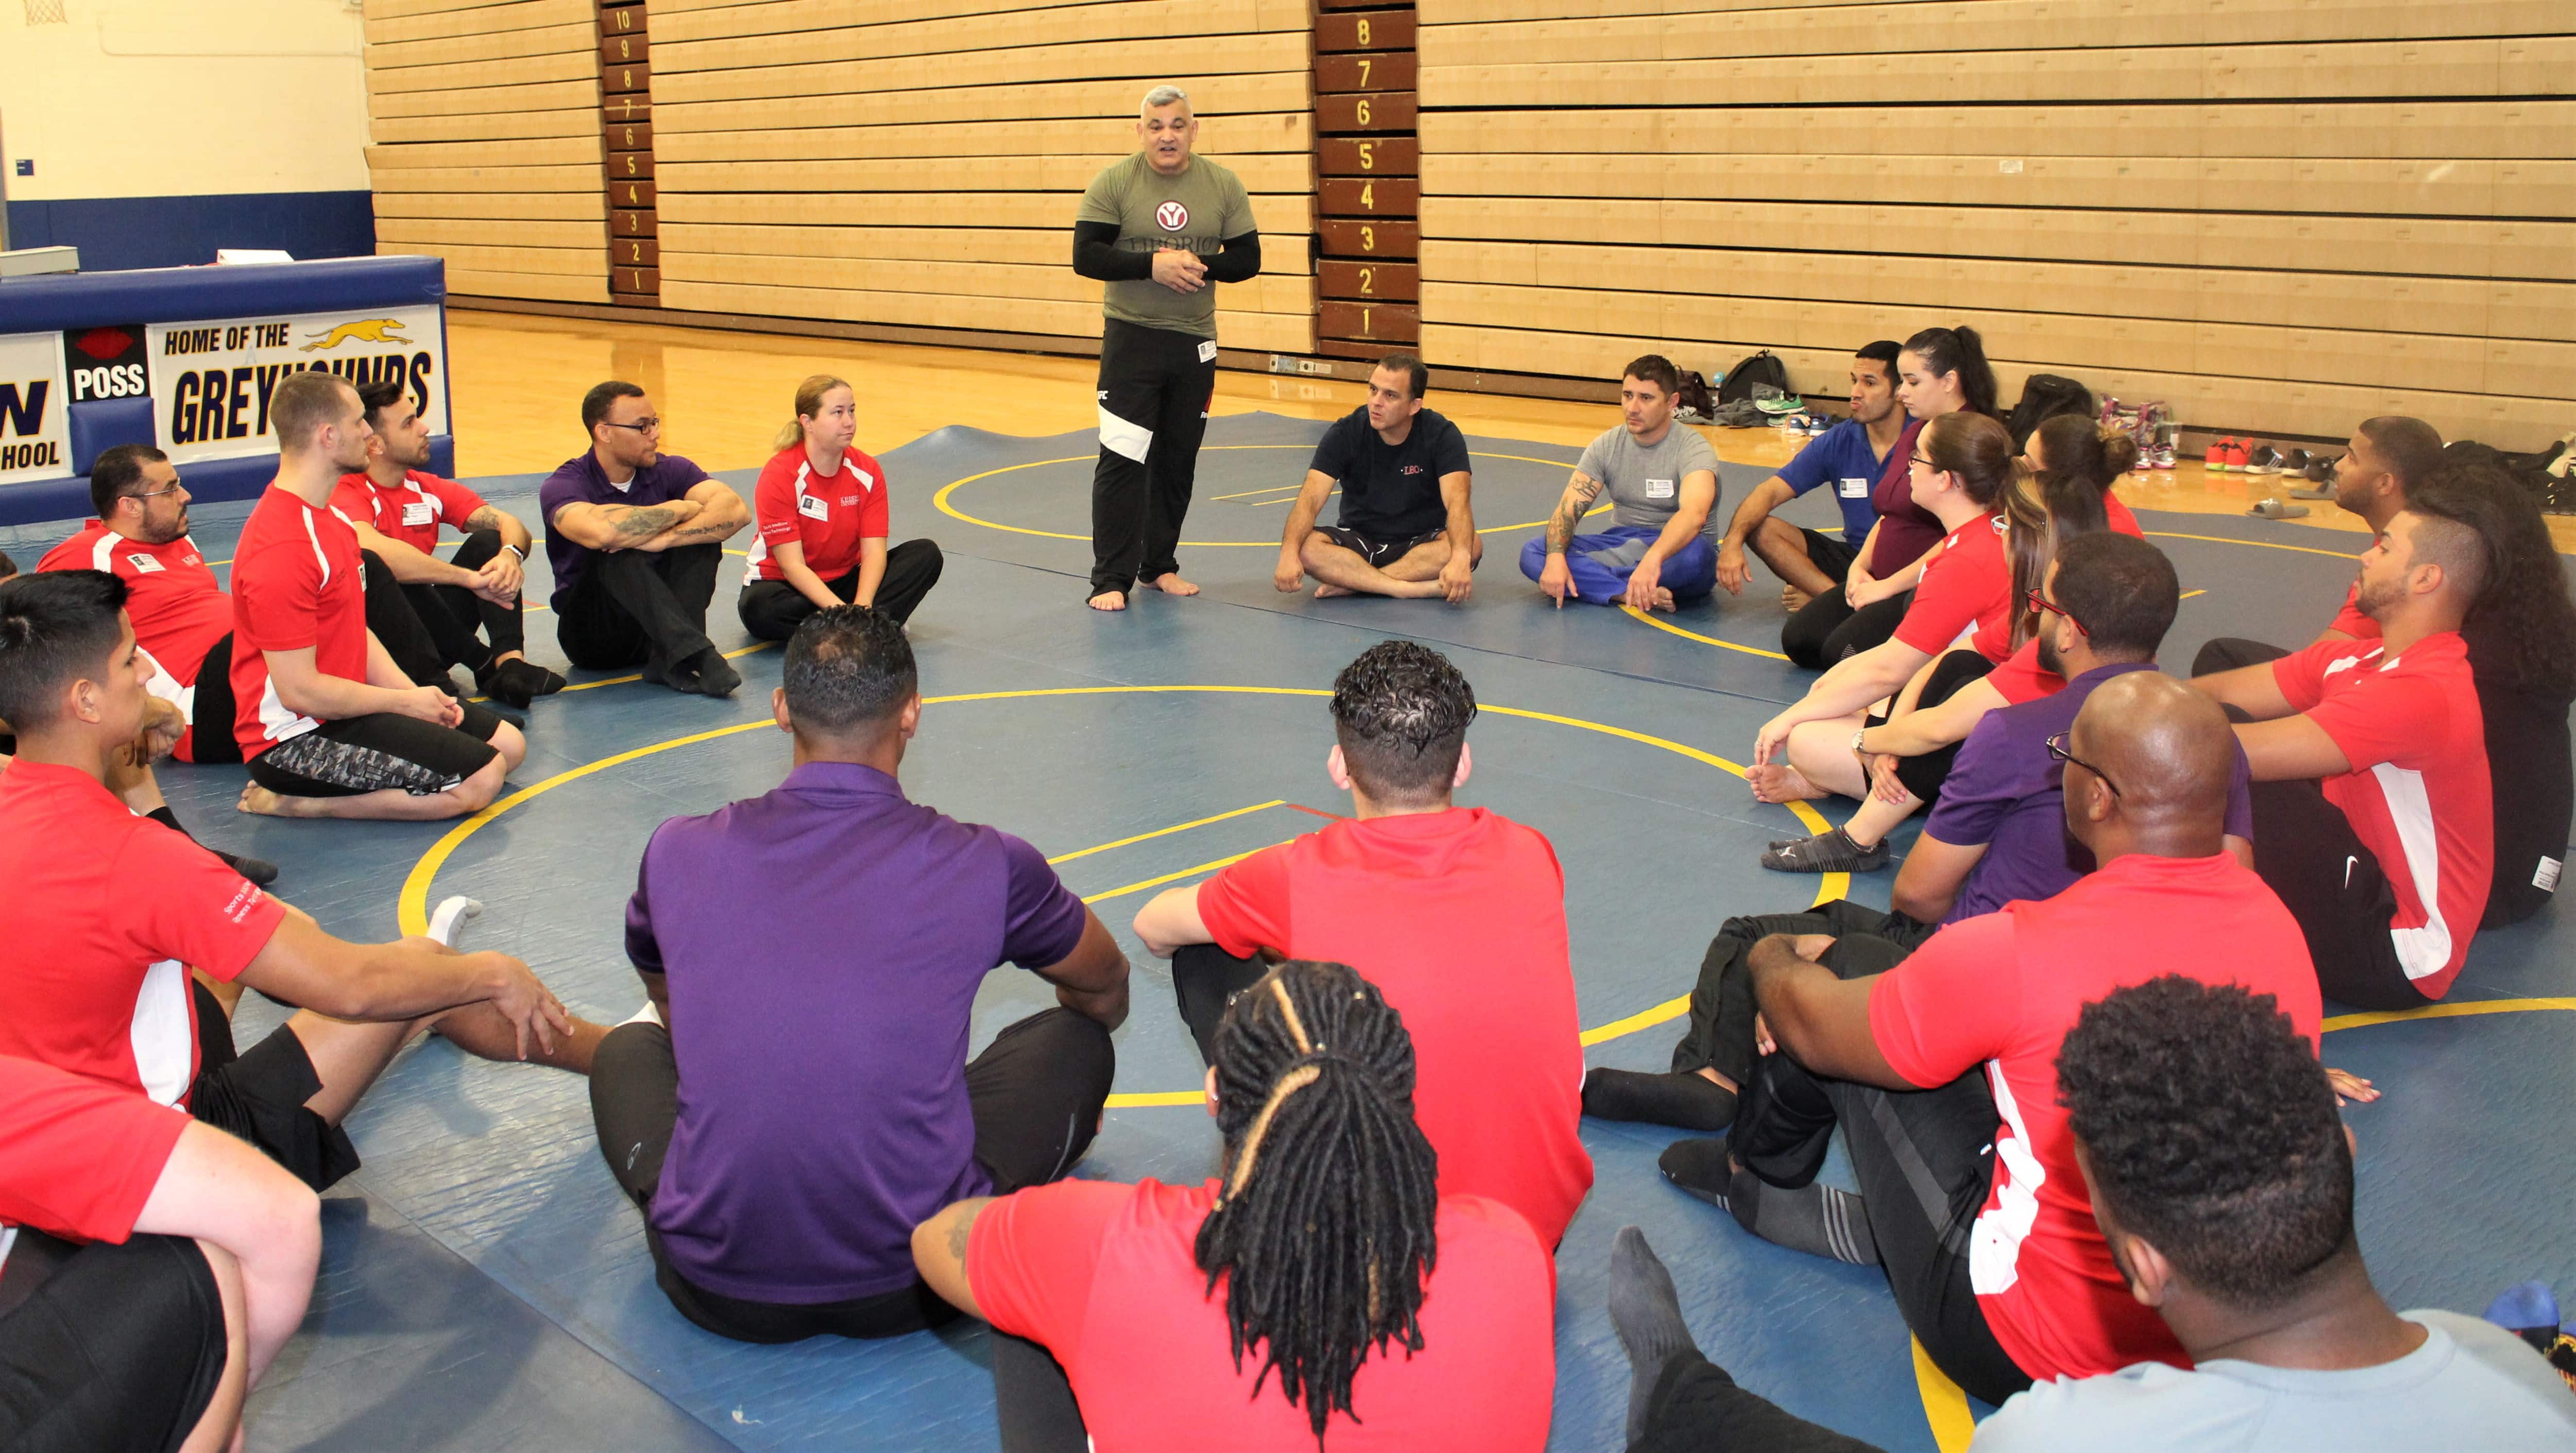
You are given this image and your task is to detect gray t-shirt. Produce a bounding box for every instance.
[1971,1311,2576,1452]
[1576,422,1722,544]
[1076,152,1255,340]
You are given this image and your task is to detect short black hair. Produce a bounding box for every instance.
[1854,340,1902,383]
[2058,977,2350,1310]
[2050,533,2177,661]
[1622,354,1680,397]
[1330,641,1476,805]
[782,605,915,737]
[2357,416,2443,493]
[0,570,130,731]
[356,376,409,430]
[0,549,15,581]
[89,443,170,520]
[1374,352,1429,401]
[582,380,647,436]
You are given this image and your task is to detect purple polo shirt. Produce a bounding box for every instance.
[536,450,712,610]
[1923,663,2255,924]
[625,760,1087,1303]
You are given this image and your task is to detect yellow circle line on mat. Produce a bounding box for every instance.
[930,444,1597,545]
[1903,993,2576,1446]
[2142,529,2359,559]
[395,683,1841,1090]
[1618,604,1794,661]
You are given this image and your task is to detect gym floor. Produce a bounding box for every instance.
[3,318,2566,1452]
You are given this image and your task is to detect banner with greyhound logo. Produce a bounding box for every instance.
[0,331,73,485]
[146,305,445,466]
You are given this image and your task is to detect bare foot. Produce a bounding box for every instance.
[1086,590,1128,611]
[237,783,317,818]
[1781,586,1813,612]
[1312,583,1354,599]
[1140,573,1201,597]
[1746,763,1828,804]
[1650,586,1677,613]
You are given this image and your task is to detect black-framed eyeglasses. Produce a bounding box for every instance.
[602,417,662,434]
[2046,731,2121,799]
[2024,588,2087,636]
[120,482,184,504]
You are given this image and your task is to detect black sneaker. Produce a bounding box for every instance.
[212,847,280,887]
[1759,828,1891,873]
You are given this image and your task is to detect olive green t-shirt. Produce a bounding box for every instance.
[1076,152,1255,339]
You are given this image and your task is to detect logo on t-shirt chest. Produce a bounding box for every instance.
[1400,464,1424,476]
[1154,200,1189,232]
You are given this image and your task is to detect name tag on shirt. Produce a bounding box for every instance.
[126,554,164,574]
[798,493,831,521]
[1838,476,1871,498]
[401,501,435,526]
[1645,477,1676,500]
[1197,340,1218,364]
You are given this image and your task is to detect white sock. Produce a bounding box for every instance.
[427,896,485,948]
[621,1000,662,1028]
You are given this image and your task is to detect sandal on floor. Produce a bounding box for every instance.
[1760,828,1891,874]
[2247,498,2310,519]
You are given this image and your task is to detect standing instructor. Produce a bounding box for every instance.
[1073,85,1261,611]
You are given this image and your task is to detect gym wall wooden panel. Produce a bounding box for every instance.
[361,0,606,304]
[1417,0,2576,445]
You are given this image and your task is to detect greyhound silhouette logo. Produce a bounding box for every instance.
[301,319,412,352]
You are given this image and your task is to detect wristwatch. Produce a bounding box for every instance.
[1851,728,1870,760]
[503,544,526,560]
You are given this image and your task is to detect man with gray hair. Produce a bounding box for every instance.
[1071,84,1263,611]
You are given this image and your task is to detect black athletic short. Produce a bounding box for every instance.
[1313,524,1444,568]
[1799,528,1861,582]
[246,705,504,798]
[189,981,360,1191]
[0,1230,228,1453]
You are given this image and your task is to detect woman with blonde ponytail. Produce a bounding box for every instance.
[912,959,1555,1452]
[738,374,943,640]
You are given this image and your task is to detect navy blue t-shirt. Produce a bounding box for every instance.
[1310,405,1471,540]
[1775,419,1893,539]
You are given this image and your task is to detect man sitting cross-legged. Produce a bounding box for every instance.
[332,377,566,708]
[1522,354,1722,611]
[0,570,596,1205]
[1273,352,1478,603]
[912,959,1556,1453]
[229,371,527,822]
[1609,978,2576,1452]
[1714,340,1906,613]
[540,381,753,697]
[0,1052,321,1453]
[587,604,1128,1343]
[1639,676,2323,1404]
[2193,476,2502,1010]
[1131,641,1591,1245]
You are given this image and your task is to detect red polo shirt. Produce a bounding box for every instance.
[747,443,890,583]
[1893,512,2014,663]
[0,760,284,1107]
[37,523,234,761]
[1193,808,1592,1244]
[330,469,488,555]
[228,485,371,760]
[0,1054,191,1257]
[971,1178,1554,1451]
[1869,851,2321,1383]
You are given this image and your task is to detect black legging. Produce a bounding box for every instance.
[1782,586,1913,670]
[1885,648,2002,806]
[737,539,944,640]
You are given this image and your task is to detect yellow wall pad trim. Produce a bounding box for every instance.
[932,444,1600,545]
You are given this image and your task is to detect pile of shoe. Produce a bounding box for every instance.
[2097,397,2175,469]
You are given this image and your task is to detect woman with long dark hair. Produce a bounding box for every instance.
[913,959,1555,1451]
[1780,324,2000,669]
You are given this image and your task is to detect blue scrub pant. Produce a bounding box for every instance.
[1518,525,1718,604]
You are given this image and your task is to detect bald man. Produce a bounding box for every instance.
[1635,676,2324,1404]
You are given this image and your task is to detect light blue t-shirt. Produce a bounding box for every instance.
[1774,417,1895,539]
[1971,1311,2576,1452]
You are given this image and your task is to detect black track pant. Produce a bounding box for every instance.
[1090,316,1216,597]
[186,633,242,764]
[554,543,721,674]
[588,1007,1114,1344]
[1678,905,2031,1407]
[0,1230,228,1453]
[1782,586,1913,670]
[359,548,451,689]
[738,540,945,640]
[1171,943,1272,1065]
[1630,1353,1886,1453]
[398,529,525,675]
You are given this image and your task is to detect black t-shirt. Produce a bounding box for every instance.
[1309,405,1471,540]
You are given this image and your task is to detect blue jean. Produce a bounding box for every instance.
[1518,526,1717,604]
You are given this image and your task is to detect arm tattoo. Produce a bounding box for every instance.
[667,519,733,544]
[946,1206,977,1261]
[462,505,502,534]
[611,506,680,539]
[1546,476,1605,553]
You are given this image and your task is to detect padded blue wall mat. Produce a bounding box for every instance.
[7,415,2565,1453]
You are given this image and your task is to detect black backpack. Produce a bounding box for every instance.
[1716,350,1789,405]
[2004,374,2095,449]
[1674,369,1716,420]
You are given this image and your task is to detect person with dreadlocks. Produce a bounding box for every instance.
[1130,640,1591,1244]
[913,959,1555,1451]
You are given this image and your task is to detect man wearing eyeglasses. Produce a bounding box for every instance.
[539,382,752,697]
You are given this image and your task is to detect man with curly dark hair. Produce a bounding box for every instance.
[1604,977,2576,1451]
[1131,640,1592,1244]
